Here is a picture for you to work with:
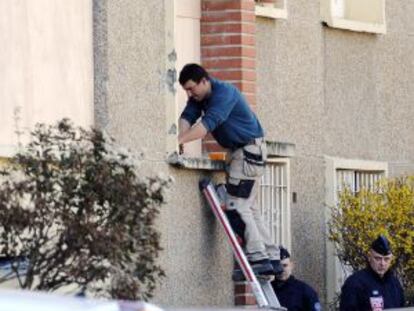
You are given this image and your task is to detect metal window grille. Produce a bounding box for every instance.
[336,169,384,195]
[334,169,385,286]
[259,160,290,247]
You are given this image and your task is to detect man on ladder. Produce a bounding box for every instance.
[178,63,283,277]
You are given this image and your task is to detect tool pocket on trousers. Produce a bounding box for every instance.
[227,179,255,199]
[242,144,265,177]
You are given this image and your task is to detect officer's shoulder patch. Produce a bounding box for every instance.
[314,302,322,311]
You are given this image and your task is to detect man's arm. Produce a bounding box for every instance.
[303,284,322,311]
[339,280,360,311]
[178,119,191,154]
[178,120,208,145]
[179,118,191,135]
[397,278,405,307]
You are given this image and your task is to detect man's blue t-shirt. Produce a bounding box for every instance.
[180,78,264,150]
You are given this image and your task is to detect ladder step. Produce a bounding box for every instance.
[199,178,286,310]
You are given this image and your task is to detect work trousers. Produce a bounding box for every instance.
[225,138,280,262]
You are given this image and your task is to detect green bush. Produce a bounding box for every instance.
[328,176,414,304]
[0,119,171,300]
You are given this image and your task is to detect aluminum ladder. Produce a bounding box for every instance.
[199,178,286,310]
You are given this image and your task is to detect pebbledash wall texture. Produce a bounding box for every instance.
[94,0,261,306]
[2,0,411,309]
[93,0,414,309]
[0,0,411,308]
[256,0,414,306]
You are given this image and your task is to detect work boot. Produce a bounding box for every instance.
[271,259,284,276]
[215,184,227,208]
[249,258,274,276]
[232,258,274,281]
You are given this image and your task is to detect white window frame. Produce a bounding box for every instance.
[165,0,202,157]
[259,158,291,249]
[255,0,288,20]
[324,156,388,304]
[320,0,386,34]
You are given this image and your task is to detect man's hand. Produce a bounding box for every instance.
[178,122,208,145]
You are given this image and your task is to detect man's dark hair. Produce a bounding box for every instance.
[179,63,210,85]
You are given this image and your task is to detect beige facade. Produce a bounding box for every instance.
[256,0,414,306]
[0,0,93,157]
[1,0,414,309]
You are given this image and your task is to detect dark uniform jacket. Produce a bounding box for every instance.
[272,276,322,311]
[340,267,404,311]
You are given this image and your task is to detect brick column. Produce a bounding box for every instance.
[201,0,256,154]
[235,281,257,306]
[201,0,258,306]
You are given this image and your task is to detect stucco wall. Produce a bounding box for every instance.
[2,0,413,308]
[256,0,414,307]
[93,0,233,307]
[0,0,93,156]
[256,0,327,303]
[323,6,414,161]
[95,0,414,307]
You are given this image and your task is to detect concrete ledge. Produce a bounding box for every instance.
[167,141,295,171]
[255,4,287,20]
[324,17,386,34]
[266,141,295,158]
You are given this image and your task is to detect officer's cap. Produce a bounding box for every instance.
[279,246,291,260]
[371,235,392,256]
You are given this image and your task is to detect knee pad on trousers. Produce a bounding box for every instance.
[226,179,255,199]
[225,209,246,246]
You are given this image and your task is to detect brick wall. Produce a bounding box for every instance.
[201,0,256,154]
[201,0,257,306]
[234,281,257,306]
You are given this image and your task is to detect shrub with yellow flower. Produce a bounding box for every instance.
[328,176,414,303]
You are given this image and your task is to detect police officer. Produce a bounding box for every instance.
[339,235,405,311]
[271,246,322,311]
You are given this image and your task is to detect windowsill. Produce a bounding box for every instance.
[266,140,295,157]
[255,4,287,20]
[324,17,386,34]
[167,141,296,171]
[320,0,386,34]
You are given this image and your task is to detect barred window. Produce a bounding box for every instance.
[336,169,384,194]
[325,157,388,304]
[259,159,291,248]
[334,168,386,286]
